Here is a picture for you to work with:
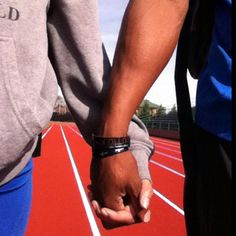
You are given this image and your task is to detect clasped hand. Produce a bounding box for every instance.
[89,151,153,228]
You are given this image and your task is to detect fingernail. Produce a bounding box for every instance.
[143,211,151,223]
[92,201,98,211]
[141,197,150,209]
[101,209,109,217]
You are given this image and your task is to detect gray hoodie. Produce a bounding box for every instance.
[0,0,154,186]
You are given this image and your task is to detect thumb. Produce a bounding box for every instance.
[140,179,153,210]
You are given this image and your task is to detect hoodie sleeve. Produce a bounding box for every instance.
[47,0,154,180]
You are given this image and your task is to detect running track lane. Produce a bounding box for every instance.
[151,153,185,174]
[26,125,94,236]
[64,124,186,233]
[64,127,186,234]
[26,124,187,236]
[64,125,186,236]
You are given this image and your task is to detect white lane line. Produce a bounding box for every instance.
[155,151,183,162]
[150,160,185,178]
[153,189,185,216]
[42,125,53,140]
[60,126,100,236]
[154,144,181,154]
[67,125,83,137]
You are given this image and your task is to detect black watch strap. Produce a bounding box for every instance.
[92,135,130,159]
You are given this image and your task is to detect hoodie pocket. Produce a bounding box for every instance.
[0,36,40,168]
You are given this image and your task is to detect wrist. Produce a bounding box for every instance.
[92,135,130,159]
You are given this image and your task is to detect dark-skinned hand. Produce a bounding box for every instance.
[90,151,153,227]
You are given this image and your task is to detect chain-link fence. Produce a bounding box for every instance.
[142,119,179,131]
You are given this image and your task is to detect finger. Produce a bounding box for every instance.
[126,204,148,224]
[140,179,153,210]
[91,201,99,212]
[92,184,126,211]
[126,185,148,223]
[137,208,151,223]
[101,207,136,225]
[126,180,142,214]
[144,210,151,223]
[127,180,152,223]
[103,195,125,211]
[92,200,102,216]
[92,201,112,224]
[91,200,134,226]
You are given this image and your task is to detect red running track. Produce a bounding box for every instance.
[25,123,187,236]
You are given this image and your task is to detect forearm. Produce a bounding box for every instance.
[100,0,188,137]
[48,0,154,182]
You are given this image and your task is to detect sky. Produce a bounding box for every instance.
[98,0,198,109]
